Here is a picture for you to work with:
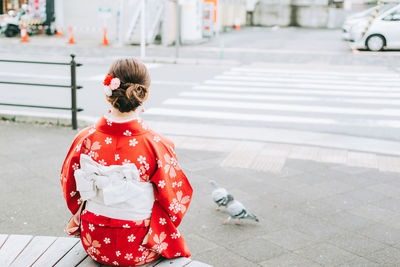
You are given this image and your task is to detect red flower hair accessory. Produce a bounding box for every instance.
[103,74,121,96]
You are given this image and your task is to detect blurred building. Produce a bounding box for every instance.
[53,0,247,46]
[251,0,398,28]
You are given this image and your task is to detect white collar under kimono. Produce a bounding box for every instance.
[74,154,155,221]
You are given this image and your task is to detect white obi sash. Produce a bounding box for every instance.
[74,154,154,221]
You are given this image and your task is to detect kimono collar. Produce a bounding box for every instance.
[95,115,149,136]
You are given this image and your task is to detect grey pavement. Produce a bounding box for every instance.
[2,120,400,266]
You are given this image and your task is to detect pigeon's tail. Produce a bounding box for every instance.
[247,213,259,222]
[209,180,219,189]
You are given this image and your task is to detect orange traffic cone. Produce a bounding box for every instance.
[20,24,29,43]
[67,26,75,44]
[102,28,109,46]
[233,18,241,30]
[55,25,63,37]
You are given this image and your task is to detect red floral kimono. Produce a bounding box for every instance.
[61,116,193,266]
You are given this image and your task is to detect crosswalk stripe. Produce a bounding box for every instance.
[163,98,400,117]
[145,107,336,124]
[194,85,400,98]
[223,71,400,82]
[205,80,399,92]
[214,75,400,88]
[231,67,400,78]
[180,91,319,101]
[179,91,400,106]
[145,108,400,128]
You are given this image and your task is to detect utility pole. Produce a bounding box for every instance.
[140,0,146,59]
[175,0,181,58]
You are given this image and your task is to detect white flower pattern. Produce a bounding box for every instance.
[169,191,190,214]
[125,253,133,260]
[127,234,136,242]
[123,130,132,136]
[88,224,95,231]
[115,154,120,161]
[105,137,112,144]
[159,218,166,225]
[137,155,146,165]
[158,180,166,189]
[103,237,110,244]
[129,138,138,147]
[72,163,79,170]
[122,159,131,165]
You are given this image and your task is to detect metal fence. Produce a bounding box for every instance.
[0,54,83,129]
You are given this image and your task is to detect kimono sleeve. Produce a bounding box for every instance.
[60,128,90,215]
[142,143,193,258]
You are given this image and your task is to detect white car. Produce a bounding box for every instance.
[342,4,397,40]
[349,4,400,51]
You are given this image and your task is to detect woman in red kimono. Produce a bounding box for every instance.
[61,59,192,266]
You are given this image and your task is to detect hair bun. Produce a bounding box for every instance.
[126,83,147,103]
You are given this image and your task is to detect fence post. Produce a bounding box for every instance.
[70,54,78,130]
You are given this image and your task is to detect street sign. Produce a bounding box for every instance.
[98,7,112,19]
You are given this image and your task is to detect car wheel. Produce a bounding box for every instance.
[366,35,385,52]
[4,28,18,37]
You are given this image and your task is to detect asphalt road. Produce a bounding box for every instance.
[1,27,400,143]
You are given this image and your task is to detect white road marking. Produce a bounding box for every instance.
[180,91,400,106]
[214,75,400,87]
[180,91,320,101]
[223,71,400,82]
[145,107,400,128]
[205,80,399,92]
[146,107,336,124]
[193,85,400,98]
[231,67,400,78]
[163,98,400,117]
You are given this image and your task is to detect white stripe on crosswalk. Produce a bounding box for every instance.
[163,98,400,117]
[205,80,399,92]
[145,108,336,124]
[145,107,400,128]
[231,67,400,78]
[179,91,400,106]
[214,75,400,87]
[223,71,400,82]
[193,85,400,98]
[180,91,319,101]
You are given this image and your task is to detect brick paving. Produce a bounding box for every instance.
[1,120,400,266]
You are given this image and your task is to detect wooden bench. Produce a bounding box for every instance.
[0,235,212,267]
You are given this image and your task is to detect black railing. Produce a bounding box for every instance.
[0,54,83,129]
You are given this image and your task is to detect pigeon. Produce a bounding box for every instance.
[209,180,230,210]
[224,194,259,224]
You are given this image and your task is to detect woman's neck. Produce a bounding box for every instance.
[107,108,139,122]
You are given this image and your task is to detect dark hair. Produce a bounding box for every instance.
[107,58,151,113]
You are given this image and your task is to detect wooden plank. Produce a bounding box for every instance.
[186,260,213,267]
[54,241,88,267]
[0,235,33,266]
[76,256,100,267]
[0,235,8,248]
[32,237,79,267]
[10,236,57,267]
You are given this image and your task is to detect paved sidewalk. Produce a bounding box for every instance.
[1,120,400,266]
